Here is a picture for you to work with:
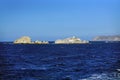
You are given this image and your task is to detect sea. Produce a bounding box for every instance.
[0,41,120,80]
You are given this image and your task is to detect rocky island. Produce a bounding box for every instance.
[93,35,120,41]
[55,36,89,44]
[14,36,31,44]
[14,36,49,44]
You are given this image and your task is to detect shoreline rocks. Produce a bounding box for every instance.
[14,35,120,44]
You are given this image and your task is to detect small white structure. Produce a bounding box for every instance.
[34,40,49,44]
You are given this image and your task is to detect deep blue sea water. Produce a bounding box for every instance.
[0,42,120,80]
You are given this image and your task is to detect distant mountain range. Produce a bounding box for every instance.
[93,35,120,41]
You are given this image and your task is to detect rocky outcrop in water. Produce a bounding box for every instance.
[55,36,88,44]
[14,36,49,44]
[93,35,120,41]
[14,36,31,44]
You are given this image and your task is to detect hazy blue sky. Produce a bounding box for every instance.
[0,0,120,41]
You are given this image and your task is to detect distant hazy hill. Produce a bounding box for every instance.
[93,35,120,41]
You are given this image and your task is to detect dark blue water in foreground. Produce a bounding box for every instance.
[0,42,120,80]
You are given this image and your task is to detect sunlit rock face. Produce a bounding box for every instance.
[14,36,31,44]
[93,35,120,41]
[55,36,88,44]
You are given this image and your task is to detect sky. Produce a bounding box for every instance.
[0,0,120,41]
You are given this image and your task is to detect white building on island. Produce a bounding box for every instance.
[55,36,89,44]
